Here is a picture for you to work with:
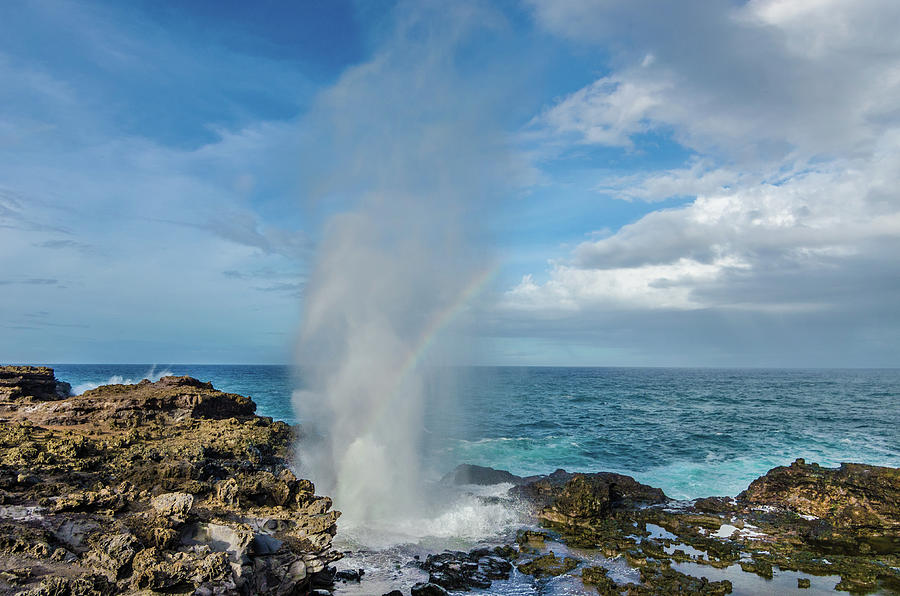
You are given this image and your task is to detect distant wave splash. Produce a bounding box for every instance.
[72,365,173,395]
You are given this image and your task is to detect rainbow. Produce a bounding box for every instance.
[370,264,499,426]
[398,265,497,379]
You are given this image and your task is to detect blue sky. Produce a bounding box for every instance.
[2,0,899,366]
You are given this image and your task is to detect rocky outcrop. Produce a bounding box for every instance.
[440,464,525,486]
[0,366,69,402]
[739,458,900,554]
[497,459,900,595]
[0,366,339,595]
[18,375,256,428]
[513,468,668,528]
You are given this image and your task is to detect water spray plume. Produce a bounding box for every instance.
[292,2,518,540]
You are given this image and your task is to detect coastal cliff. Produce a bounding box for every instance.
[0,366,339,595]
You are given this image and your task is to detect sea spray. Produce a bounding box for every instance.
[291,3,517,538]
[294,198,482,527]
[72,365,173,395]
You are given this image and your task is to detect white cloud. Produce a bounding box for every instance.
[508,141,900,314]
[509,0,900,339]
[529,0,900,160]
[595,160,749,202]
[537,74,670,148]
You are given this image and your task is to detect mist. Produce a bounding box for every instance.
[292,3,515,534]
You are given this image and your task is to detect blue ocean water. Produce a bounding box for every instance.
[51,364,899,500]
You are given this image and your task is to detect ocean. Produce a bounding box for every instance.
[50,364,900,595]
[53,364,900,501]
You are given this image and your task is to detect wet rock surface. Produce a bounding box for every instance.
[362,461,899,594]
[418,546,514,591]
[0,365,340,595]
[512,468,668,525]
[504,459,900,594]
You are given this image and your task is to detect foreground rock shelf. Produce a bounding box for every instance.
[0,366,340,595]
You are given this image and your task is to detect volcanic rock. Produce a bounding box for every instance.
[513,468,668,527]
[738,458,900,553]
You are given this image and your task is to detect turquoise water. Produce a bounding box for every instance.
[51,364,899,500]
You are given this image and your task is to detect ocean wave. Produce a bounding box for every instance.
[72,365,173,395]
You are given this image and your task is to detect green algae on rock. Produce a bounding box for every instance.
[508,460,900,594]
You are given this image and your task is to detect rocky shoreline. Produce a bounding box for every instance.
[395,460,898,595]
[1,366,898,595]
[0,366,339,595]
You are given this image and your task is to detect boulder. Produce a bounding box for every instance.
[411,582,450,596]
[151,492,194,518]
[514,469,667,525]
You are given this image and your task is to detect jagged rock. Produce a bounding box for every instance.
[516,529,548,546]
[693,496,737,513]
[86,532,140,580]
[335,568,364,581]
[419,546,514,591]
[19,574,115,596]
[629,560,732,595]
[19,374,256,427]
[582,565,619,593]
[738,458,900,553]
[739,459,899,527]
[151,491,194,518]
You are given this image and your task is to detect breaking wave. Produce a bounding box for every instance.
[72,365,173,395]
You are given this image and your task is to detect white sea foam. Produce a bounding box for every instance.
[72,365,173,395]
[336,488,524,551]
[714,523,767,540]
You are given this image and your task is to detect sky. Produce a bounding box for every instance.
[1,0,899,367]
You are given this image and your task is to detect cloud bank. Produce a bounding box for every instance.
[498,0,900,365]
